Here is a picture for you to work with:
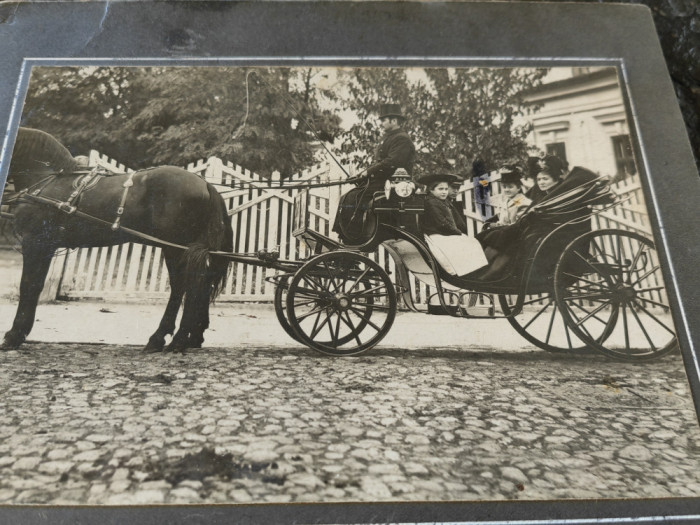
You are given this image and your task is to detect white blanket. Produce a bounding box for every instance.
[425,234,489,276]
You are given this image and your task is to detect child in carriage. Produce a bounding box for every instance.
[418,173,488,277]
[487,165,532,227]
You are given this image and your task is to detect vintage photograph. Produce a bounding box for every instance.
[0,65,697,506]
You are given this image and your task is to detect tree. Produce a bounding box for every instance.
[20,66,342,178]
[335,67,548,178]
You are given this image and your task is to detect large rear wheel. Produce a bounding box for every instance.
[286,251,397,356]
[498,293,607,354]
[554,229,677,361]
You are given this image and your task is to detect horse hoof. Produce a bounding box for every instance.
[143,338,165,353]
[1,333,24,350]
[165,341,188,353]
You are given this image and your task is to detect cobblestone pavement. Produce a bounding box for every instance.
[0,320,699,506]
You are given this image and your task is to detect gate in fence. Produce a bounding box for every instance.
[53,152,661,307]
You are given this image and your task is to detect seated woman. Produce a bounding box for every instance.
[476,156,598,282]
[419,173,488,277]
[488,165,532,227]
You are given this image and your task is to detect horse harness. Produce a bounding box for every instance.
[8,167,137,231]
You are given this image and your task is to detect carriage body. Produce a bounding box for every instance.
[279,173,677,361]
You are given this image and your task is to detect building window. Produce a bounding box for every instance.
[611,135,637,179]
[545,142,567,164]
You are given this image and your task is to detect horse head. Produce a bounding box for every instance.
[8,127,78,188]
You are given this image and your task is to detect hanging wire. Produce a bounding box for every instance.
[231,70,253,141]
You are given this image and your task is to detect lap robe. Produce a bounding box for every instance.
[424,234,489,276]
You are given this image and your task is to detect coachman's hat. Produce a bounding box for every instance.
[378,103,405,120]
[417,173,462,187]
[499,165,522,186]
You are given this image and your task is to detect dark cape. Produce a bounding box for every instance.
[333,127,415,244]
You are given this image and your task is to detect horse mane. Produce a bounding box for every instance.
[9,127,78,175]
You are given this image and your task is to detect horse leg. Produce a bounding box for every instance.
[144,252,185,352]
[2,242,56,349]
[167,290,196,353]
[187,281,212,349]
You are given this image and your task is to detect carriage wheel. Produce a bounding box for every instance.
[286,251,397,356]
[498,293,606,354]
[274,275,303,344]
[554,229,677,361]
[275,274,372,346]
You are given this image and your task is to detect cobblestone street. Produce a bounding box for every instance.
[0,302,699,506]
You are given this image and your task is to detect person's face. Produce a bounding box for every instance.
[380,117,399,132]
[448,184,460,200]
[537,172,557,192]
[430,182,450,200]
[502,182,520,198]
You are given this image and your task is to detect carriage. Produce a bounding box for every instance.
[268,170,677,361]
[3,128,677,361]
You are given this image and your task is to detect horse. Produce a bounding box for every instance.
[1,127,233,352]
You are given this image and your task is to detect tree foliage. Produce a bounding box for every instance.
[20,66,545,179]
[21,66,341,178]
[336,67,547,177]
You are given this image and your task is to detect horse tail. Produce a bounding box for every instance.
[181,183,232,302]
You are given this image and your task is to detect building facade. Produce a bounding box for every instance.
[524,67,637,182]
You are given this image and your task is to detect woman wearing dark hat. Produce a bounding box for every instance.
[419,173,488,277]
[490,165,531,226]
[526,154,564,205]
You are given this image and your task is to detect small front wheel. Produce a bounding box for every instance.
[286,251,397,356]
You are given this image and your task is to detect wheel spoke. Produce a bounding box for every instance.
[570,299,614,327]
[563,291,611,302]
[296,277,329,297]
[562,272,606,290]
[294,298,318,308]
[310,309,334,340]
[349,305,381,332]
[633,285,666,294]
[545,304,557,344]
[309,308,323,337]
[352,302,391,311]
[628,303,657,351]
[630,265,661,287]
[634,302,676,336]
[353,284,390,298]
[522,301,552,330]
[342,311,363,347]
[517,295,552,308]
[622,303,631,355]
[573,249,612,279]
[565,302,596,340]
[634,295,671,310]
[563,319,575,349]
[345,267,370,294]
[334,311,342,345]
[627,241,646,274]
[298,305,325,323]
[327,311,338,344]
[302,274,328,292]
[321,261,345,293]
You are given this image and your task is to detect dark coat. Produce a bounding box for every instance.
[366,128,415,182]
[421,194,469,236]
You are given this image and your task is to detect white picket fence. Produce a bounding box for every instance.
[54,152,659,306]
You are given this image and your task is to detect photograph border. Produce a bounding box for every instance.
[1,2,699,523]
